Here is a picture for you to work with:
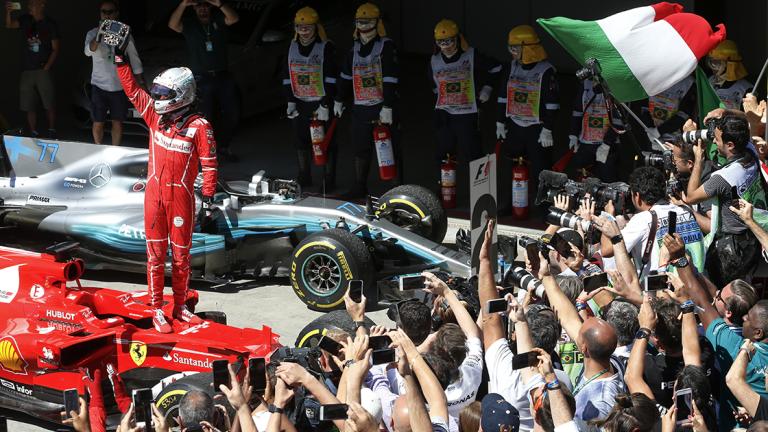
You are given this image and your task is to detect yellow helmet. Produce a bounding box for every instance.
[294,7,319,25]
[709,40,748,81]
[356,2,380,19]
[293,6,327,41]
[353,2,386,39]
[508,25,547,64]
[434,19,459,40]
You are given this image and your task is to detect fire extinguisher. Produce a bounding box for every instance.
[512,157,529,220]
[440,154,457,209]
[310,117,327,166]
[373,123,397,181]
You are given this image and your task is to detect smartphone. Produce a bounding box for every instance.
[319,403,349,421]
[318,335,344,358]
[675,388,693,425]
[369,335,392,351]
[667,211,677,235]
[9,2,21,10]
[399,274,425,291]
[249,358,267,393]
[550,233,574,258]
[484,298,508,314]
[348,280,363,302]
[63,388,79,420]
[583,272,608,294]
[212,359,229,391]
[511,351,539,370]
[644,273,668,294]
[132,388,153,432]
[525,243,541,273]
[730,185,740,208]
[371,348,396,365]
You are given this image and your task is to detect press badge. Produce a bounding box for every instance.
[205,41,213,52]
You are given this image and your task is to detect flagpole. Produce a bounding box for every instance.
[751,57,768,95]
[618,102,665,152]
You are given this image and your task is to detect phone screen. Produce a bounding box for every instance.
[675,389,693,424]
[525,243,541,272]
[249,358,267,393]
[583,272,608,294]
[320,404,349,421]
[371,348,396,365]
[318,335,344,358]
[132,388,153,431]
[63,389,79,420]
[348,280,363,302]
[485,298,508,314]
[511,351,538,370]
[644,274,668,293]
[369,335,392,351]
[667,211,677,235]
[212,359,229,391]
[399,274,425,291]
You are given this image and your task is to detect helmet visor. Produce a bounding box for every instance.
[150,84,177,101]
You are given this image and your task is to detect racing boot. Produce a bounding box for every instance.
[341,157,369,200]
[153,309,172,333]
[173,304,203,325]
[296,149,313,188]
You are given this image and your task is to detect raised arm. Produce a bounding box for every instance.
[423,272,479,339]
[168,0,193,33]
[595,216,641,292]
[539,254,582,342]
[625,295,656,400]
[390,329,448,422]
[725,341,761,417]
[668,273,702,367]
[208,0,238,25]
[533,348,574,427]
[276,362,345,431]
[732,199,768,257]
[478,220,505,350]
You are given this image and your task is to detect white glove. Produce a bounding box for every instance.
[478,85,493,104]
[315,105,330,122]
[286,102,299,119]
[496,122,507,140]
[568,135,579,152]
[333,100,345,118]
[538,128,554,148]
[379,106,393,125]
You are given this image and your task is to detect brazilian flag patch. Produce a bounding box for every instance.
[589,117,604,128]
[362,77,376,88]
[514,92,528,103]
[446,82,461,93]
[297,74,310,85]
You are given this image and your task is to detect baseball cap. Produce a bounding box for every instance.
[481,393,520,432]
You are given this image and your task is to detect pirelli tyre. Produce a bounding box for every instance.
[154,373,231,426]
[290,228,375,311]
[294,310,377,348]
[377,184,448,243]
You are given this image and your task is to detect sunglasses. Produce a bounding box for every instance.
[436,38,455,48]
[101,9,116,14]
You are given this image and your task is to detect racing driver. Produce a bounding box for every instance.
[114,26,218,333]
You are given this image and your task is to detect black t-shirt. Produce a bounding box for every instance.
[181,11,229,74]
[756,396,768,421]
[18,14,59,70]
[642,337,719,407]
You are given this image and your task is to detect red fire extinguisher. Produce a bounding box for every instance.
[310,117,327,166]
[440,154,457,209]
[373,123,397,181]
[512,157,529,220]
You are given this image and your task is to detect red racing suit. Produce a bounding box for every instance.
[117,61,218,308]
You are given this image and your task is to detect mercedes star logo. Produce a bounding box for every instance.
[89,163,112,188]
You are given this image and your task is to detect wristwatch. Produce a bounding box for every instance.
[610,234,624,245]
[343,359,355,369]
[670,257,690,268]
[635,328,652,340]
[268,404,284,414]
[353,320,366,331]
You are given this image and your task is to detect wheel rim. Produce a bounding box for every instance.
[302,253,343,297]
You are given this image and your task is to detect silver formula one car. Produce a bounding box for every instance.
[0,135,470,310]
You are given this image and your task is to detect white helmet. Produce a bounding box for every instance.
[150,67,196,115]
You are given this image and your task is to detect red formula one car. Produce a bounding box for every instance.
[0,243,280,429]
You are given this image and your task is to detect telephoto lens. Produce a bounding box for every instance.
[681,129,713,144]
[545,207,591,232]
[506,267,545,298]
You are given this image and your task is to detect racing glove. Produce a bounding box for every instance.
[334,100,345,118]
[496,122,507,140]
[315,104,330,122]
[286,102,299,119]
[568,135,580,152]
[379,106,393,125]
[538,128,554,148]
[478,85,493,103]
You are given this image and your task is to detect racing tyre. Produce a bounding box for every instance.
[290,228,375,311]
[154,373,229,426]
[294,310,377,348]
[377,184,448,243]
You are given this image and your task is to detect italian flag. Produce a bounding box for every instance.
[538,3,726,102]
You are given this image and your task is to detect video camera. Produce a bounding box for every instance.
[682,117,720,144]
[638,150,675,173]
[575,58,602,82]
[536,170,632,215]
[270,346,323,378]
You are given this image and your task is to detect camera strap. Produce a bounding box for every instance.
[641,210,658,267]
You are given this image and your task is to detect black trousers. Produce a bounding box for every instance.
[569,141,618,182]
[434,110,482,164]
[498,122,551,208]
[196,72,239,150]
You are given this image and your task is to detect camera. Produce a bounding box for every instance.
[545,207,591,232]
[666,176,684,199]
[682,118,719,144]
[503,267,544,298]
[575,58,602,81]
[639,150,675,173]
[536,170,633,215]
[270,346,323,377]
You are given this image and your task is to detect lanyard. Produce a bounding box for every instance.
[573,367,608,395]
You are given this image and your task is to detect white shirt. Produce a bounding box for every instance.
[446,337,484,432]
[486,339,573,432]
[84,27,143,92]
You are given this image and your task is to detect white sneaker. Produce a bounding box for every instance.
[153,309,172,333]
